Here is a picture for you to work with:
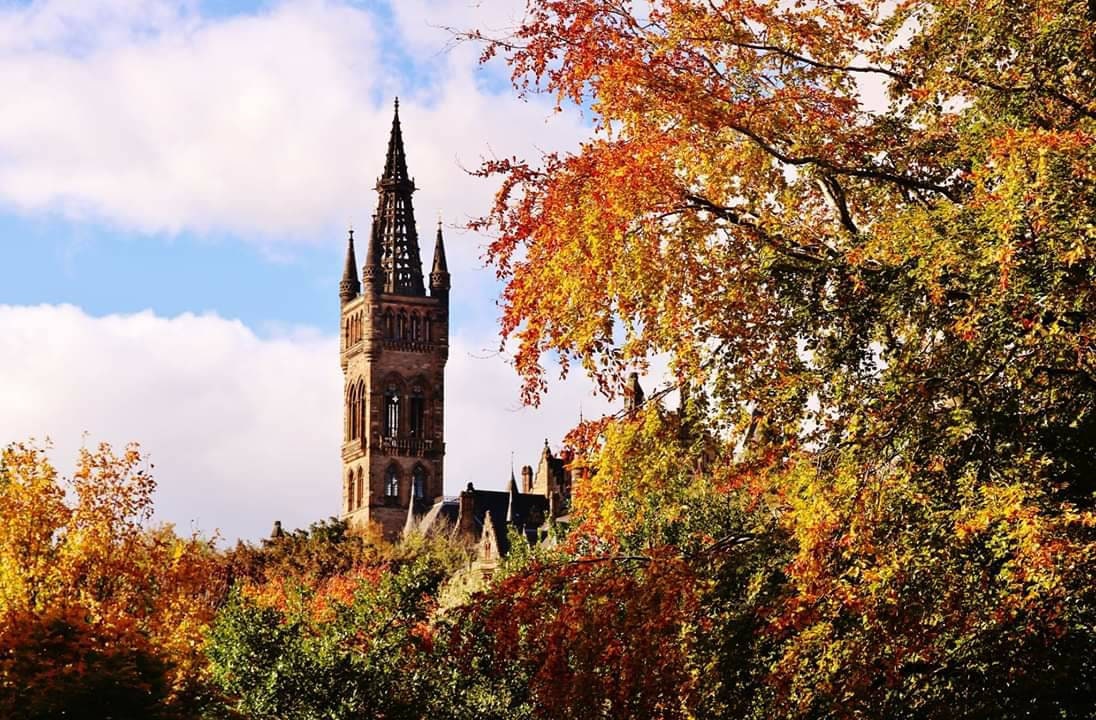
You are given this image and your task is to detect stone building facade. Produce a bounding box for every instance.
[339,99,451,537]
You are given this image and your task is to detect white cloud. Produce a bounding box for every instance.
[0,0,585,270]
[0,3,662,544]
[0,304,627,542]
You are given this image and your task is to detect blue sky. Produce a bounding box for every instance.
[1,217,334,327]
[0,0,618,542]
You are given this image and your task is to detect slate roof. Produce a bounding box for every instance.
[409,482,551,557]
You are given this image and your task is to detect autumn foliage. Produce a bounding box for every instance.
[6,1,1096,717]
[0,442,225,719]
[461,0,1096,717]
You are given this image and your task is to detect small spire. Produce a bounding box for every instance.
[506,473,521,524]
[270,520,285,539]
[430,220,451,298]
[340,228,361,303]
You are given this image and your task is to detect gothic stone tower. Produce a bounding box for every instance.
[339,100,451,538]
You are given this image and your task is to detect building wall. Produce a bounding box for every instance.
[340,290,448,537]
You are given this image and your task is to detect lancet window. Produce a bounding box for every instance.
[409,385,425,438]
[385,466,400,498]
[412,466,426,500]
[384,385,400,438]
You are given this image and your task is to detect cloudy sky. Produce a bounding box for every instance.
[0,0,623,542]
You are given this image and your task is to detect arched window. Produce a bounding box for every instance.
[384,310,394,338]
[346,470,355,513]
[424,316,432,342]
[384,385,400,438]
[397,311,408,340]
[412,466,426,500]
[409,385,425,438]
[356,468,364,509]
[348,384,358,440]
[385,466,400,498]
[410,314,422,341]
[356,379,366,441]
[344,318,350,346]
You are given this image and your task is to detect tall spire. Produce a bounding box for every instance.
[430,220,451,299]
[339,228,360,304]
[383,97,411,183]
[371,97,425,295]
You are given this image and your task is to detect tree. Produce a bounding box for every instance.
[207,526,465,720]
[466,1,1096,716]
[445,552,701,720]
[0,441,226,719]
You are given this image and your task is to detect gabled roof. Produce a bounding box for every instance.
[405,485,551,558]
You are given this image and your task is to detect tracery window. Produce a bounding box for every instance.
[385,466,400,498]
[409,385,425,438]
[384,385,400,438]
[348,384,358,440]
[356,380,366,441]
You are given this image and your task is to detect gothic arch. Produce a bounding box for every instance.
[356,467,364,509]
[384,464,401,501]
[408,376,429,438]
[347,382,359,440]
[356,378,366,441]
[411,464,428,500]
[397,310,408,340]
[346,469,355,513]
[381,374,404,439]
[383,309,395,338]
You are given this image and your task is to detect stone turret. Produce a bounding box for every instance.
[430,221,450,302]
[339,229,360,304]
